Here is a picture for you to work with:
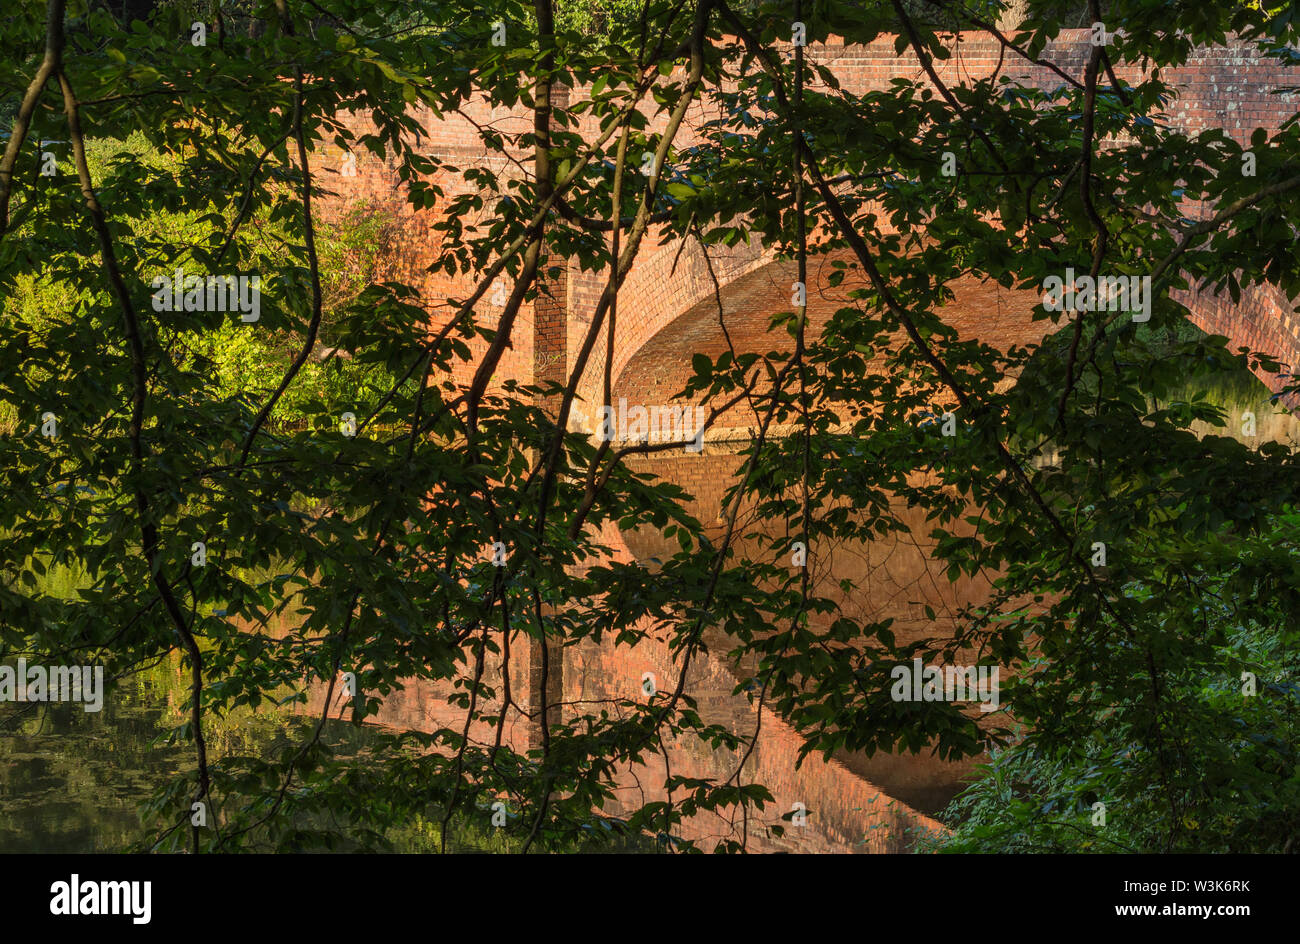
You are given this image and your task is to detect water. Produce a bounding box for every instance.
[0,668,189,853]
[2,387,1292,853]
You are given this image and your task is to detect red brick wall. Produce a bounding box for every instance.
[302,31,1300,851]
[314,31,1300,405]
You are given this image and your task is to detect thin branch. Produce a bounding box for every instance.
[0,0,66,237]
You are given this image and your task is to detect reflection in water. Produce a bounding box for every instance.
[3,387,1292,853]
[0,658,367,853]
[0,670,189,853]
[621,446,987,821]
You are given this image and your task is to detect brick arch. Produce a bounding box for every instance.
[609,250,1047,443]
[1176,281,1299,387]
[605,261,1300,448]
[566,231,771,434]
[605,259,1049,817]
[586,30,1300,412]
[315,31,1300,405]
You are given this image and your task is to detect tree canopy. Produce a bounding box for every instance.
[1,0,1298,853]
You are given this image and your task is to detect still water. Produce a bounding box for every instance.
[3,387,1294,853]
[0,668,189,852]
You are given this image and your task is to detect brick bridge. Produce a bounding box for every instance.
[314,30,1300,852]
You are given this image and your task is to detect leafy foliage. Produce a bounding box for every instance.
[1,0,1299,853]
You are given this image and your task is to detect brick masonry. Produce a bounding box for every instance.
[306,30,1300,852]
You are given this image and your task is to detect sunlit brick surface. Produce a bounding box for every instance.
[304,30,1299,852]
